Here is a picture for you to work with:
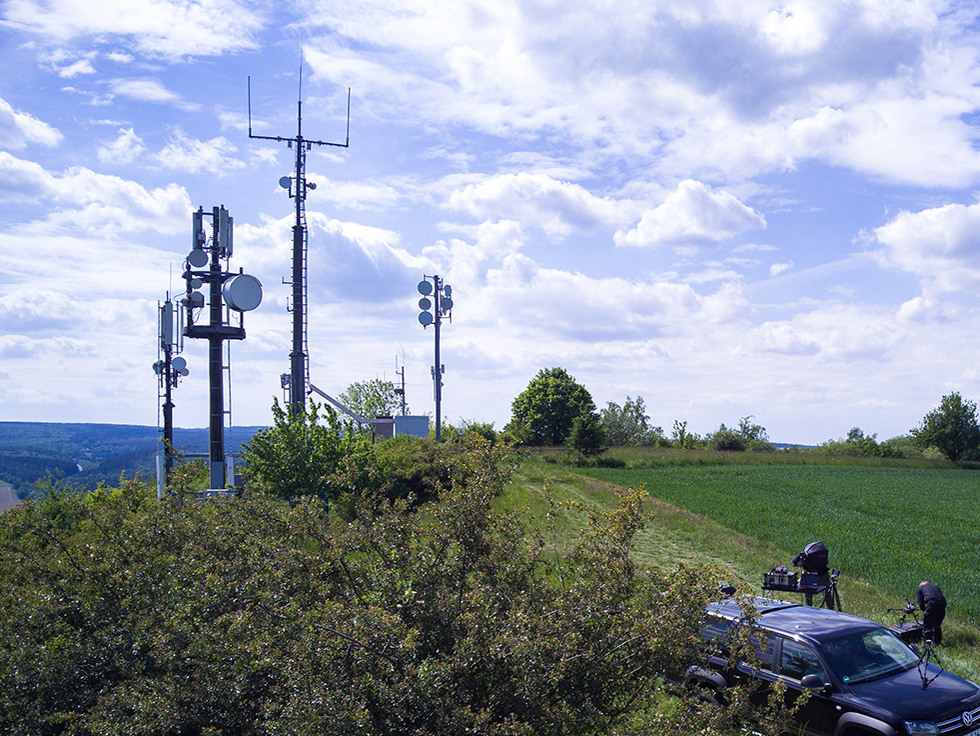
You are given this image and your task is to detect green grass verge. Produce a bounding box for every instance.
[502,456,980,684]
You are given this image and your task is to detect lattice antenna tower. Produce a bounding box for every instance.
[248,59,350,417]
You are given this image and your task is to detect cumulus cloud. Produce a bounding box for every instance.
[447,172,622,237]
[0,289,76,330]
[5,0,266,59]
[0,152,190,236]
[0,334,95,359]
[896,296,955,324]
[303,0,980,186]
[748,305,904,361]
[39,48,98,77]
[153,129,243,173]
[874,198,980,294]
[0,97,62,149]
[615,180,766,248]
[98,128,145,164]
[0,152,51,201]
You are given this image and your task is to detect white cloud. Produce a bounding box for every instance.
[874,198,980,295]
[4,0,267,59]
[615,180,766,248]
[39,48,98,77]
[0,152,191,236]
[896,296,955,324]
[108,79,199,111]
[153,129,243,173]
[98,128,145,164]
[301,0,980,187]
[0,97,62,149]
[0,334,96,359]
[447,172,622,237]
[747,305,905,361]
[0,289,76,330]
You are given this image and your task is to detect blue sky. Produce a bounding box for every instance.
[3,0,980,445]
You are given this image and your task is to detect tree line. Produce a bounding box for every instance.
[498,367,980,463]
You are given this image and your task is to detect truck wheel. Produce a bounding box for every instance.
[692,684,725,706]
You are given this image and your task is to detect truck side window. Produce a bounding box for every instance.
[749,634,775,670]
[781,639,826,681]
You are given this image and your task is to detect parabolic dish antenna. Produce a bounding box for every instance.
[172,357,187,371]
[187,249,209,268]
[279,176,292,189]
[441,297,453,311]
[223,274,263,312]
[417,280,432,295]
[418,297,431,310]
[418,311,434,327]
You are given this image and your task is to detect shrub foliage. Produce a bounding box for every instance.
[0,438,795,735]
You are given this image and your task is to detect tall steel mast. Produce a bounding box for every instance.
[248,74,350,416]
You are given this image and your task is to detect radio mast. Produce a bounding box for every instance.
[248,69,350,417]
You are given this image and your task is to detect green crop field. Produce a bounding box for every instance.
[573,463,980,625]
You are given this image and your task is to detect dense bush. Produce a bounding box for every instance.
[240,400,376,502]
[707,417,776,453]
[1,435,801,735]
[373,434,475,503]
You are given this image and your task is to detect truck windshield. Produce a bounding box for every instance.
[819,628,919,685]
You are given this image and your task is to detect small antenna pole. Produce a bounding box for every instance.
[247,67,350,418]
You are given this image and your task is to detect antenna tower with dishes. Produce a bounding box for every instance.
[417,275,454,441]
[247,64,350,417]
[182,206,263,492]
[153,293,189,495]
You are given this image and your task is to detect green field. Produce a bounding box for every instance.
[573,463,980,621]
[502,457,980,682]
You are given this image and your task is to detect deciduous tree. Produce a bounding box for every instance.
[338,378,405,418]
[509,367,597,446]
[912,392,980,462]
[600,395,664,446]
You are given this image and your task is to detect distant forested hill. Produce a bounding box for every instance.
[0,422,264,497]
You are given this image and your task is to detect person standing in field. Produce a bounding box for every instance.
[917,581,947,645]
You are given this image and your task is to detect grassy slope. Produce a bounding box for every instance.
[502,456,980,683]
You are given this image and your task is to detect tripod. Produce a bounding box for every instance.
[807,568,842,611]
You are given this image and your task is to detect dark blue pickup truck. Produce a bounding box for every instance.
[686,597,980,736]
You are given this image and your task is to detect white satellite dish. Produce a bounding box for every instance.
[188,292,205,309]
[417,280,432,295]
[279,176,292,189]
[441,297,453,311]
[418,297,431,310]
[187,249,208,268]
[223,274,263,312]
[418,311,434,326]
[172,356,187,371]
